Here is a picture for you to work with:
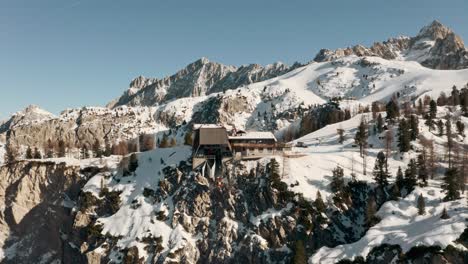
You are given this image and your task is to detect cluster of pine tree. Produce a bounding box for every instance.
[296,102,352,140]
[357,90,466,202]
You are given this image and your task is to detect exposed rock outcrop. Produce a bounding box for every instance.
[0,161,85,263]
[314,20,468,70]
[107,57,302,108]
[2,106,159,153]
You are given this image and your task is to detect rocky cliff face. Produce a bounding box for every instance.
[0,160,88,263]
[107,57,301,108]
[314,20,468,70]
[2,106,159,154]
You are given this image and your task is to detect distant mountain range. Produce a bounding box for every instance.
[108,20,468,109]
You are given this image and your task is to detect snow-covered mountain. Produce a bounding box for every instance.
[314,20,468,70]
[2,54,467,157]
[0,105,56,133]
[108,57,303,108]
[0,20,468,264]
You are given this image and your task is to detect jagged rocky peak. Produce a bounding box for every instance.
[0,105,55,133]
[314,20,468,70]
[415,20,452,41]
[129,75,157,90]
[108,57,301,108]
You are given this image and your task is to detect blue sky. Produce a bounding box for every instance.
[1,0,467,118]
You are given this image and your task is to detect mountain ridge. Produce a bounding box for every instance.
[107,57,302,109]
[314,20,468,70]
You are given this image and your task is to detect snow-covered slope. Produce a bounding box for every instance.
[311,186,468,263]
[85,147,194,260]
[253,55,468,104]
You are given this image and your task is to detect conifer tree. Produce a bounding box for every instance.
[417,153,428,186]
[373,151,390,188]
[314,191,326,213]
[440,207,450,219]
[442,167,460,201]
[376,114,384,133]
[409,115,419,141]
[354,117,368,157]
[437,120,444,136]
[25,146,33,159]
[451,85,460,106]
[438,92,448,106]
[429,99,437,117]
[461,87,468,117]
[404,159,418,190]
[395,166,404,190]
[386,99,400,121]
[268,158,281,182]
[417,194,425,215]
[33,147,42,159]
[331,165,345,194]
[456,120,465,137]
[425,100,437,130]
[397,118,411,152]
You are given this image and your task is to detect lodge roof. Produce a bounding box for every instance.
[198,127,230,145]
[229,131,277,141]
[193,124,225,130]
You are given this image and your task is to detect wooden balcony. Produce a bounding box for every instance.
[230,143,277,148]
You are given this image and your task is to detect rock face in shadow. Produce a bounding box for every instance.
[0,161,85,263]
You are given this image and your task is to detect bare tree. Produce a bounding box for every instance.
[4,143,19,164]
[421,138,437,179]
[337,128,345,144]
[57,139,66,158]
[460,146,468,193]
[384,128,393,168]
[445,118,454,168]
[112,141,129,156]
[127,139,139,153]
[402,101,412,118]
[44,139,56,158]
[140,134,155,152]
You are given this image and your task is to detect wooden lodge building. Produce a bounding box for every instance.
[192,124,289,169]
